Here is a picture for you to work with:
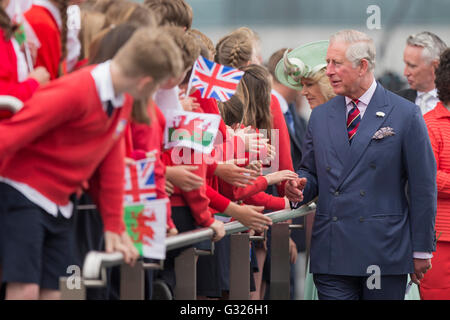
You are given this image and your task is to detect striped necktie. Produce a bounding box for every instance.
[347,99,360,143]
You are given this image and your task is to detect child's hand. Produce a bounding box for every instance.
[104,231,139,266]
[264,170,298,186]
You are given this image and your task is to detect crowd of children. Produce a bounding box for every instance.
[0,0,302,300]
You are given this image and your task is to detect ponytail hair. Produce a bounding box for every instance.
[55,0,69,60]
[215,30,253,69]
[0,4,16,41]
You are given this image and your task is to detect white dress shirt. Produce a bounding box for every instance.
[415,89,439,115]
[345,79,377,119]
[0,60,123,219]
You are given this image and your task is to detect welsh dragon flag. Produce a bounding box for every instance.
[163,110,221,154]
[123,199,168,260]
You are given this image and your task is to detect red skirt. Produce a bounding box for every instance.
[420,241,450,300]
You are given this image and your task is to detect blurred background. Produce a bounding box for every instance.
[132,0,449,117]
[178,0,450,118]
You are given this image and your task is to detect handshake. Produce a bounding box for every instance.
[284,177,308,203]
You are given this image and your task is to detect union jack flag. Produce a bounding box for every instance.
[188,56,244,102]
[124,158,157,204]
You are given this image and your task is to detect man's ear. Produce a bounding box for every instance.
[359,58,370,75]
[137,76,154,90]
[431,59,439,73]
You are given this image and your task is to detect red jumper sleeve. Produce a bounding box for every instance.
[88,137,126,234]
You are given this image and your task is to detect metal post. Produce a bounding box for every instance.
[229,233,251,300]
[270,223,291,300]
[59,277,86,300]
[174,247,197,300]
[120,261,145,300]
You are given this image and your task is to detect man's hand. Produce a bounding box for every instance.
[166,165,204,191]
[215,160,257,187]
[209,220,226,242]
[104,231,139,266]
[410,258,432,285]
[227,204,272,233]
[265,170,298,186]
[285,177,307,202]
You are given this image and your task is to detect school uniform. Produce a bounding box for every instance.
[269,94,295,196]
[0,28,39,102]
[24,0,63,79]
[0,61,132,289]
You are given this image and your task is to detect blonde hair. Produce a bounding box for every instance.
[113,27,183,82]
[79,10,106,60]
[144,0,193,29]
[308,69,336,102]
[163,26,200,70]
[104,1,158,28]
[215,30,254,69]
[219,64,272,138]
[187,29,215,60]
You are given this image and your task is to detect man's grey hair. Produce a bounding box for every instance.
[406,31,447,64]
[330,29,376,72]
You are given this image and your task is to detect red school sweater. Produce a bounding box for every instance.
[25,4,62,80]
[0,29,39,102]
[0,65,132,234]
[129,103,175,230]
[191,91,285,212]
[270,94,294,197]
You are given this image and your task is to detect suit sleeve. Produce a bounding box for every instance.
[403,106,437,252]
[294,114,318,207]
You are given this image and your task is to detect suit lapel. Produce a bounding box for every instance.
[336,84,392,189]
[327,96,350,166]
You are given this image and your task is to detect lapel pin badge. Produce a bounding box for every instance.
[376,111,385,118]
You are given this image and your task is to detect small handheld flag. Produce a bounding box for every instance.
[124,199,168,259]
[124,158,157,204]
[164,110,221,154]
[187,56,244,102]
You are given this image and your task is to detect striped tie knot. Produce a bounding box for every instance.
[347,99,360,142]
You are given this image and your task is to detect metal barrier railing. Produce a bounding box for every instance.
[61,201,316,300]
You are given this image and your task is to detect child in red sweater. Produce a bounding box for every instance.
[0,0,49,101]
[24,0,72,79]
[0,27,183,300]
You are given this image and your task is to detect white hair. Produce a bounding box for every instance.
[406,31,447,64]
[330,29,376,72]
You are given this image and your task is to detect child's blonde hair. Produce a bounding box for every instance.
[113,27,183,83]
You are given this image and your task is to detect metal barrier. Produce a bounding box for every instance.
[60,202,316,300]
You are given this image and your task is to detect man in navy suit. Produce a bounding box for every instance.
[285,29,437,300]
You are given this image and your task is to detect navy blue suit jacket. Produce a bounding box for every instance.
[295,83,437,276]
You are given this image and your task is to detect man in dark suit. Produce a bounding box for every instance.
[398,31,446,115]
[286,29,437,300]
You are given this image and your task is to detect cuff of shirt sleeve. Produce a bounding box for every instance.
[413,252,433,259]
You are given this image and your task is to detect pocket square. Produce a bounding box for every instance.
[372,127,395,140]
